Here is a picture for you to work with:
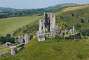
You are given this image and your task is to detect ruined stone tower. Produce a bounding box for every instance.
[37,13,56,41]
[44,13,55,33]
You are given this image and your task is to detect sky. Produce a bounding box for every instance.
[0,0,89,9]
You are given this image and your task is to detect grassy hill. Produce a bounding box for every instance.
[0,3,78,18]
[1,38,89,60]
[1,4,89,60]
[0,16,41,36]
[56,4,89,30]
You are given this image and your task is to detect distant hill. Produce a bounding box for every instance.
[0,3,78,18]
[44,3,78,12]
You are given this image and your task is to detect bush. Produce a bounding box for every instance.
[80,29,89,36]
[0,34,15,44]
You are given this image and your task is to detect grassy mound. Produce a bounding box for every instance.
[1,38,89,60]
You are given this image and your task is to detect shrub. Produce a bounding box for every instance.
[0,34,15,44]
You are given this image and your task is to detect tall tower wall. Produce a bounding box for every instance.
[44,13,56,32]
[37,12,56,41]
[49,13,56,32]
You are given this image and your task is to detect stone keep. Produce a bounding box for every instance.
[49,13,56,37]
[44,13,56,34]
[49,13,56,33]
[37,13,56,41]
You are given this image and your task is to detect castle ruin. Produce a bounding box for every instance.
[37,13,57,41]
[37,12,81,41]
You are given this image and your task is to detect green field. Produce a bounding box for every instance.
[0,16,41,36]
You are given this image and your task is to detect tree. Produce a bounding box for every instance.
[0,34,15,44]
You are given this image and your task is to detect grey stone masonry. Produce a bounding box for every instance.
[10,46,17,56]
[37,13,57,41]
